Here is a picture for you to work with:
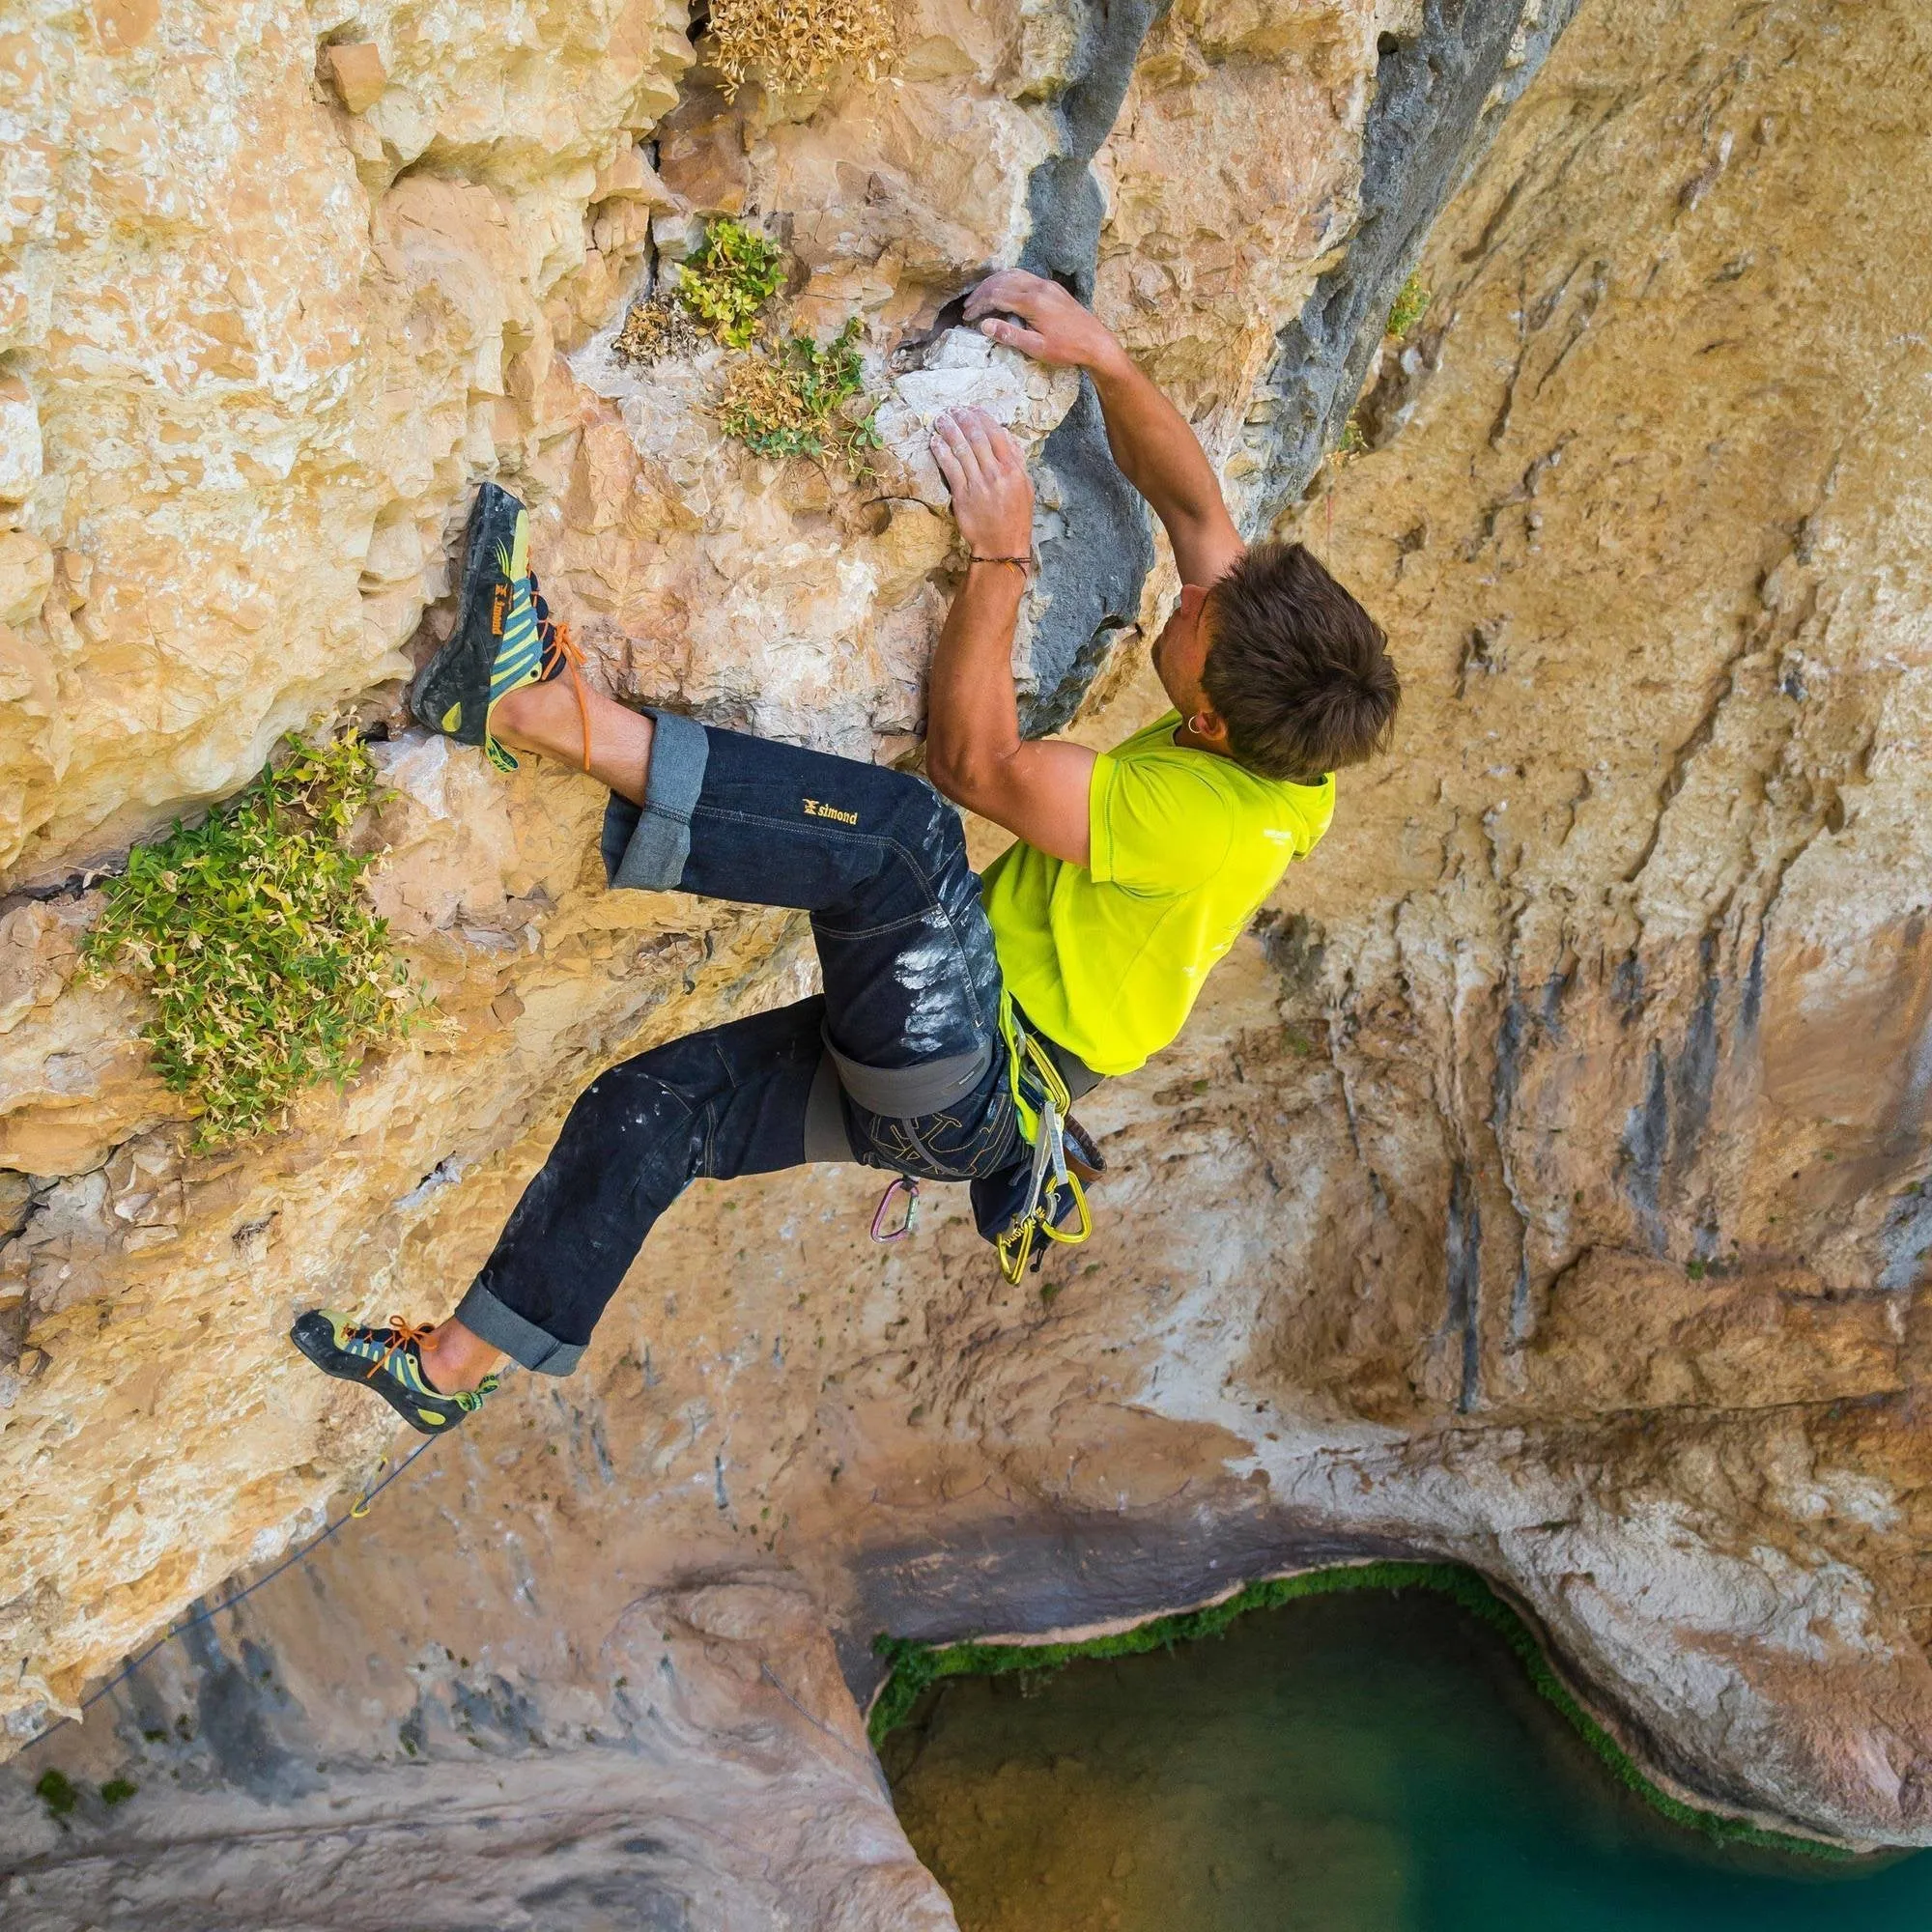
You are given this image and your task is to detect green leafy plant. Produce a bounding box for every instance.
[1387,270,1432,343]
[35,1769,76,1817]
[99,1777,138,1806]
[676,217,786,351]
[869,1560,1854,1861]
[83,734,429,1151]
[718,318,881,471]
[1337,412,1369,458]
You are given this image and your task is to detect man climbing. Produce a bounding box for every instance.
[291,269,1400,1434]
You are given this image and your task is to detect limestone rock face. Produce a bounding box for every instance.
[1,0,696,879]
[0,1579,958,1930]
[1241,0,1932,1841]
[4,0,1932,1903]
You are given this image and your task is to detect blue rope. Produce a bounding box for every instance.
[15,1433,442,1756]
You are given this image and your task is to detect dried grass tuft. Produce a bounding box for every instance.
[613,285,701,366]
[705,0,899,99]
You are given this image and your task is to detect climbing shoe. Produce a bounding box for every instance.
[410,482,590,773]
[289,1310,498,1435]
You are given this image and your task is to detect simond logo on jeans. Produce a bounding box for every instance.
[803,797,859,825]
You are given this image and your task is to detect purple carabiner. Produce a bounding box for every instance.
[869,1175,919,1242]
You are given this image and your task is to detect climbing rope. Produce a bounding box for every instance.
[14,1432,445,1756]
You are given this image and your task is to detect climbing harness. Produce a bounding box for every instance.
[860,997,1095,1277]
[993,991,1092,1285]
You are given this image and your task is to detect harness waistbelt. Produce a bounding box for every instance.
[1023,1017,1101,1103]
[821,1033,992,1118]
[799,1019,1095,1169]
[801,1034,996,1165]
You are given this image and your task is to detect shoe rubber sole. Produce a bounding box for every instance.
[289,1310,469,1436]
[409,482,528,749]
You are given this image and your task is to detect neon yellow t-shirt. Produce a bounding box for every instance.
[980,712,1334,1077]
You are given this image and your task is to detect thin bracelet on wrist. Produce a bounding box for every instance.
[969,554,1033,579]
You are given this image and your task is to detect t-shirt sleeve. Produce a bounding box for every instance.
[1087,751,1235,895]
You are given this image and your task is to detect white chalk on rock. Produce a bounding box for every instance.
[0,379,43,505]
[874,330,1081,511]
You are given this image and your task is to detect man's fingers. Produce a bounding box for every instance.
[956,407,1002,457]
[978,317,1051,358]
[930,431,965,490]
[964,269,1042,319]
[932,412,986,493]
[974,412,1022,470]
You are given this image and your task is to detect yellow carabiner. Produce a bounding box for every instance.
[997,1214,1035,1285]
[1040,1171,1092,1247]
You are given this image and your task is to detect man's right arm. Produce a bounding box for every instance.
[964,270,1245,588]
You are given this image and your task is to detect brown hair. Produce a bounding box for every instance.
[1201,542,1399,781]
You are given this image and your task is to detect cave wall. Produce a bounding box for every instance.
[6,0,1932,1909]
[2,1578,960,1930]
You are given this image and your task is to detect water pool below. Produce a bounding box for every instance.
[882,1587,1932,1931]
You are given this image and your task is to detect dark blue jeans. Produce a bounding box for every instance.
[454,714,1074,1375]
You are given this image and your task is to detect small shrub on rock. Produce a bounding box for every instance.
[675,217,785,351]
[718,318,882,472]
[83,734,429,1151]
[1386,270,1432,342]
[35,1769,76,1817]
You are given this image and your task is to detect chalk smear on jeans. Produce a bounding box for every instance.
[894,920,966,1057]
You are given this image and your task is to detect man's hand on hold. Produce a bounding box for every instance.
[964,270,1123,376]
[969,271,1243,590]
[930,408,1035,558]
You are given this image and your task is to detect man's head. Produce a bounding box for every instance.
[1151,543,1399,782]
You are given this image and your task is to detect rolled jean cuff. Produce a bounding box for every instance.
[600,707,711,892]
[452,1281,584,1377]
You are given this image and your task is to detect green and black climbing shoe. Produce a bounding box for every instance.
[290,1310,498,1435]
[411,482,559,773]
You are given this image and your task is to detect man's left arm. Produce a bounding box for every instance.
[923,407,1095,867]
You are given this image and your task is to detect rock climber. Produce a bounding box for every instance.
[290,269,1400,1434]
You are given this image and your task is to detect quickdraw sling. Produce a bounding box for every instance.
[991,990,1092,1284]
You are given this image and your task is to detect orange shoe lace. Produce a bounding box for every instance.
[529,571,595,775]
[367,1315,438,1382]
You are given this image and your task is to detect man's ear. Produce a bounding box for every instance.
[1185,702,1234,753]
[1199,706,1232,748]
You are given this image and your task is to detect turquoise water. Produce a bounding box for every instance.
[882,1588,1932,1931]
